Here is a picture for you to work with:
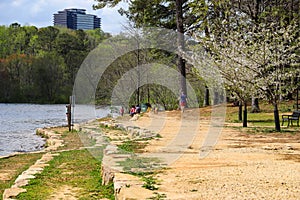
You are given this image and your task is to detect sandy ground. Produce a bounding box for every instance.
[118,107,300,200]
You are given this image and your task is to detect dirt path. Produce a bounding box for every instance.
[117,108,300,199]
[48,185,79,200]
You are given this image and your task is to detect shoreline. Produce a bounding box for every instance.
[0,104,113,160]
[0,116,102,160]
[0,125,68,160]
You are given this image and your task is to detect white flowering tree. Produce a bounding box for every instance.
[198,20,300,131]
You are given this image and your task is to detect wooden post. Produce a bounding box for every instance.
[66,104,71,132]
[243,101,247,127]
[239,101,243,121]
[297,87,299,111]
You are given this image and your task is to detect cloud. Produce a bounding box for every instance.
[0,0,127,34]
[11,0,25,7]
[30,0,47,16]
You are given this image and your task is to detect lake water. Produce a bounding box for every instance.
[0,104,112,157]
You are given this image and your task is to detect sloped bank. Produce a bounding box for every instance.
[99,119,165,200]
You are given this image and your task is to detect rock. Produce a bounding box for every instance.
[104,145,118,155]
[3,188,26,199]
[285,145,294,150]
[101,164,117,185]
[129,114,140,121]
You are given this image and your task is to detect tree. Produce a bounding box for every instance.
[0,26,10,57]
[198,18,300,131]
[32,52,66,103]
[85,28,108,49]
[35,26,59,52]
[93,0,189,97]
[186,0,300,131]
[0,23,108,103]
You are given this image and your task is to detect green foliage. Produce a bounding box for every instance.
[57,0,300,107]
[147,192,167,200]
[94,39,205,108]
[32,52,66,103]
[0,24,109,103]
[142,176,159,190]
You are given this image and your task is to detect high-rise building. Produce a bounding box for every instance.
[53,8,101,30]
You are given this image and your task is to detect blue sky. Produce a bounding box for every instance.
[0,0,127,34]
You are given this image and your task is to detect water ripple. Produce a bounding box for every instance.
[0,104,110,157]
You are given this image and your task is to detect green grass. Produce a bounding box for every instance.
[0,153,43,200]
[147,192,167,200]
[118,155,164,175]
[225,100,300,133]
[117,140,148,153]
[57,128,96,150]
[16,148,114,200]
[142,176,159,190]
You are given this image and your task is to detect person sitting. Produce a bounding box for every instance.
[135,105,141,114]
[130,105,136,117]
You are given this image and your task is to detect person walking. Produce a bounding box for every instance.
[179,91,187,113]
[120,106,124,116]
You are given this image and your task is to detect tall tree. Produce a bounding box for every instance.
[93,0,189,96]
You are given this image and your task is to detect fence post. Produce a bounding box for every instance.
[66,104,71,131]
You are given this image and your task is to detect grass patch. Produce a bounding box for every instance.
[99,123,125,132]
[226,101,300,133]
[226,105,275,126]
[235,127,299,135]
[142,176,159,190]
[118,155,164,174]
[147,192,167,200]
[55,128,97,150]
[16,148,114,200]
[0,153,43,200]
[117,140,147,153]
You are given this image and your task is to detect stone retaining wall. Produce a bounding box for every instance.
[99,120,158,199]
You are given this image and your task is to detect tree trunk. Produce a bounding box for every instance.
[296,88,299,111]
[239,101,243,121]
[175,0,187,95]
[273,103,281,132]
[243,101,247,127]
[204,86,209,106]
[251,97,260,113]
[136,47,140,105]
